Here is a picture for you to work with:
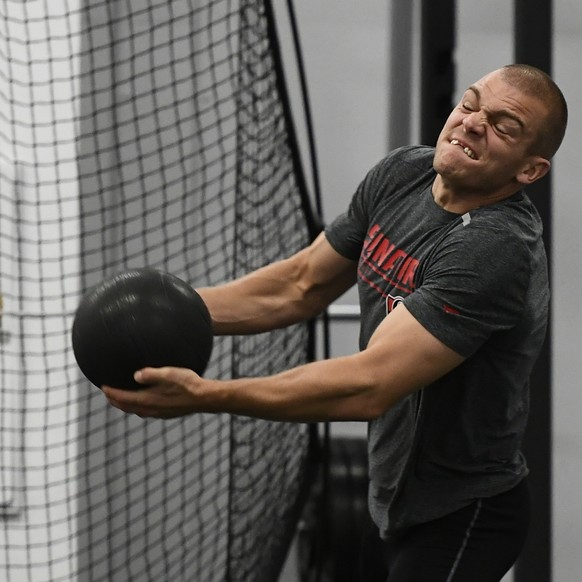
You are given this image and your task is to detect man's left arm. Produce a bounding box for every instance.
[102,304,465,422]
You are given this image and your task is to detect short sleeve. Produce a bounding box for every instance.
[403,223,531,358]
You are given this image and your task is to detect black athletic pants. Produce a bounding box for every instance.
[359,478,530,582]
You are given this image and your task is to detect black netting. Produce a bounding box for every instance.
[0,1,318,580]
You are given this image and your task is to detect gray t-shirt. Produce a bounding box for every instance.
[325,145,549,538]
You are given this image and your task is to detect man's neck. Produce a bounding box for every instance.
[432,175,521,214]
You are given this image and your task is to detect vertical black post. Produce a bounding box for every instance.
[388,0,414,149]
[514,1,553,581]
[420,0,456,146]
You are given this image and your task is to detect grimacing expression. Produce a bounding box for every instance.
[433,70,550,199]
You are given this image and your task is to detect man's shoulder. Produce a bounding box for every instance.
[369,146,434,196]
[370,145,435,187]
[469,192,544,244]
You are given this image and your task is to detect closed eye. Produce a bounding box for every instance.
[492,117,522,137]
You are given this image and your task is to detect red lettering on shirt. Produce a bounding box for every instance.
[360,225,419,293]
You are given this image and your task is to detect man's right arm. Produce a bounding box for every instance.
[196,232,357,336]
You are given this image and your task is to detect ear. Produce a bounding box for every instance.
[516,156,551,186]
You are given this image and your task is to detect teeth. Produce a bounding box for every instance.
[450,139,475,159]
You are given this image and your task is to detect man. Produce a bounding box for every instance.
[103,64,568,580]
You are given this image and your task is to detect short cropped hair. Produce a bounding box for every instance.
[500,64,568,159]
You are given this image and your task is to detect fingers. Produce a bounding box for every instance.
[133,366,196,386]
[101,383,147,409]
[101,385,172,417]
[101,366,201,418]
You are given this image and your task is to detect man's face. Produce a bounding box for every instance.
[433,70,549,197]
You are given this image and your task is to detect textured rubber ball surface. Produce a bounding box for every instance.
[72,269,213,390]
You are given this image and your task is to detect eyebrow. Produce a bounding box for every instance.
[465,85,526,130]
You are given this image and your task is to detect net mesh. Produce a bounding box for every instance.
[0,1,318,580]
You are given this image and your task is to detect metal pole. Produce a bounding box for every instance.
[419,0,456,146]
[387,0,414,149]
[513,1,553,581]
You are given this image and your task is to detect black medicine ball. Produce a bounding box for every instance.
[72,269,213,390]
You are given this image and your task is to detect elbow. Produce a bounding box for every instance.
[353,371,411,421]
[361,401,390,422]
[353,388,395,422]
[327,388,389,422]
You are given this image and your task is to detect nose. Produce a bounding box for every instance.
[463,111,486,135]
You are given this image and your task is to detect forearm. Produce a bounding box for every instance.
[102,304,465,423]
[197,233,356,336]
[196,259,316,336]
[106,352,391,423]
[197,353,387,423]
[194,305,465,423]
